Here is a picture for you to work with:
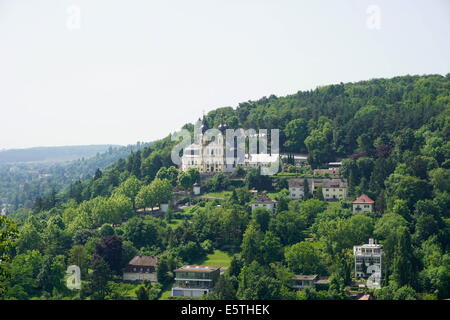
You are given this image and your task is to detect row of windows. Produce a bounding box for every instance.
[324,194,345,198]
[356,249,382,254]
[290,193,304,197]
[355,257,382,263]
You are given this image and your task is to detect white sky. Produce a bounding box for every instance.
[0,0,449,149]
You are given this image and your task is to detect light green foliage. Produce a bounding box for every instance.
[315,215,373,256]
[136,178,172,210]
[284,118,308,153]
[374,212,408,239]
[114,176,143,210]
[285,241,325,275]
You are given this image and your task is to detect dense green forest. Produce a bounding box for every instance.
[0,74,449,300]
[0,142,151,210]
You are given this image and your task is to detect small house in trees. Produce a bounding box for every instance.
[288,178,313,199]
[353,194,375,214]
[322,178,348,201]
[288,178,304,199]
[292,275,318,289]
[193,183,201,195]
[1,207,8,216]
[353,239,383,288]
[291,275,330,290]
[171,265,221,298]
[123,255,159,282]
[251,193,277,212]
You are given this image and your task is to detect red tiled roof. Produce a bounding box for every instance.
[353,194,374,204]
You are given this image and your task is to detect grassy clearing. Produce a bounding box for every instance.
[201,191,231,199]
[167,219,184,230]
[200,249,233,267]
[159,288,172,300]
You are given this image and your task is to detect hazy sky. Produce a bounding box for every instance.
[0,0,449,149]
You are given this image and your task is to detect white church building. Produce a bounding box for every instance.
[181,119,279,174]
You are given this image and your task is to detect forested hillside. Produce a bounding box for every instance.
[1,74,448,300]
[0,142,151,210]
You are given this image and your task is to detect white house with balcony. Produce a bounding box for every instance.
[171,265,221,298]
[353,239,384,288]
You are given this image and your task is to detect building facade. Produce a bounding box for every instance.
[322,178,348,201]
[292,275,318,289]
[171,265,221,298]
[353,239,384,288]
[353,194,375,214]
[287,177,349,200]
[288,178,311,200]
[123,255,159,282]
[291,275,330,290]
[181,124,236,174]
[251,193,277,212]
[181,120,279,174]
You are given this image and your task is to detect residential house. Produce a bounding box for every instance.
[292,275,318,289]
[353,239,384,288]
[251,193,277,212]
[322,178,348,201]
[292,275,330,290]
[288,178,312,200]
[171,265,221,298]
[123,255,159,282]
[353,194,375,214]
